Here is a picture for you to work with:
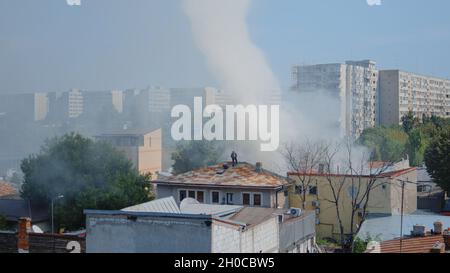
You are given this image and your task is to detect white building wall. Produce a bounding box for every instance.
[241,218,279,253]
[211,223,241,253]
[212,218,279,253]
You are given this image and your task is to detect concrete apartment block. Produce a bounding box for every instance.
[379,70,450,126]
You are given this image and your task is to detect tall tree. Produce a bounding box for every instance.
[401,111,420,134]
[425,126,450,192]
[0,215,7,230]
[281,139,328,209]
[171,140,223,174]
[20,133,152,231]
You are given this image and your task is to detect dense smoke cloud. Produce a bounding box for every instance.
[183,0,280,104]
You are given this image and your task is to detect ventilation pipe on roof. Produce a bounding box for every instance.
[434,221,443,235]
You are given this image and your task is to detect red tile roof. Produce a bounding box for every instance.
[381,235,447,253]
[154,162,287,189]
[0,181,18,197]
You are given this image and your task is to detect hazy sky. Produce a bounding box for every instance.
[1,0,449,93]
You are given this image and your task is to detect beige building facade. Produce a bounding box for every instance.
[96,128,162,176]
[287,167,417,240]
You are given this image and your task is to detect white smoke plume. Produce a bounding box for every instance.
[183,0,280,104]
[182,0,373,173]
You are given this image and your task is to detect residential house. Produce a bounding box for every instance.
[84,197,317,253]
[96,128,162,175]
[152,162,289,209]
[288,166,417,240]
[416,167,446,213]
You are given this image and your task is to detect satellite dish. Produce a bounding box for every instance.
[32,225,44,233]
[180,197,200,212]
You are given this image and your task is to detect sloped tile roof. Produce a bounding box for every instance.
[0,181,18,198]
[381,235,447,253]
[153,162,287,189]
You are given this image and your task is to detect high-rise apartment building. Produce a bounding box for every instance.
[291,60,378,138]
[67,89,84,118]
[379,70,450,126]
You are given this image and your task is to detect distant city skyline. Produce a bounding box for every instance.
[1,0,449,93]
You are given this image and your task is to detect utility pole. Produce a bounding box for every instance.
[400,180,405,254]
[51,195,64,253]
[397,178,410,254]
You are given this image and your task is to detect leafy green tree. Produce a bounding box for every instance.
[380,127,408,162]
[20,133,152,231]
[425,126,450,192]
[401,111,420,134]
[406,128,428,166]
[171,141,223,175]
[359,127,408,162]
[0,215,7,230]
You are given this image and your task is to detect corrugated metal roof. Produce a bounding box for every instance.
[121,197,181,214]
[153,162,287,189]
[181,203,242,216]
[357,214,450,242]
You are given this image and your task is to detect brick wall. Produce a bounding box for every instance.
[0,231,17,253]
[0,231,85,253]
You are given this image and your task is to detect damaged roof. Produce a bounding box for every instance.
[0,181,18,198]
[153,162,287,190]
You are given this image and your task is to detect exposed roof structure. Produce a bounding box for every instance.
[153,162,287,190]
[381,235,447,253]
[121,197,181,214]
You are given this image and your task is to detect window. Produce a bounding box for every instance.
[211,192,220,204]
[226,193,234,204]
[309,186,318,195]
[295,185,304,194]
[197,191,204,203]
[347,186,358,198]
[253,194,262,207]
[188,190,196,199]
[179,190,187,202]
[243,193,251,206]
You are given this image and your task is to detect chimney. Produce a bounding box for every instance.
[444,229,450,250]
[255,162,262,173]
[17,217,31,253]
[412,224,426,237]
[434,221,443,235]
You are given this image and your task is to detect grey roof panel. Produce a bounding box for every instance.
[121,197,181,214]
[357,214,450,242]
